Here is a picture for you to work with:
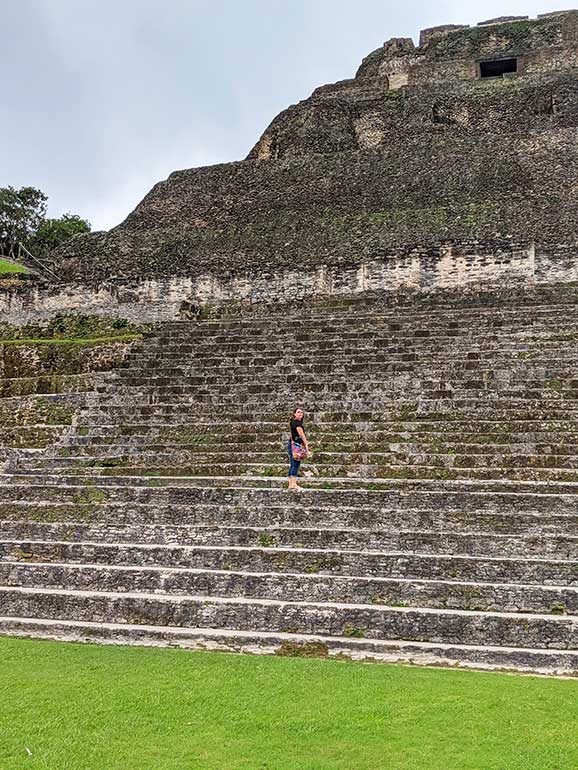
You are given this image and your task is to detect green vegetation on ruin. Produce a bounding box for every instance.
[0,259,28,274]
[0,313,147,342]
[430,17,563,60]
[1,638,578,770]
[0,334,142,346]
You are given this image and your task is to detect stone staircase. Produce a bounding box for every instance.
[1,293,578,674]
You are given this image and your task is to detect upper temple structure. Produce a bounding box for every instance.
[47,10,578,296]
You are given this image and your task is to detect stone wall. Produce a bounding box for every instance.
[5,240,578,328]
[0,315,145,452]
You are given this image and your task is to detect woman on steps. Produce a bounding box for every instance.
[288,406,309,491]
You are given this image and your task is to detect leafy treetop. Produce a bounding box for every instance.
[0,185,90,259]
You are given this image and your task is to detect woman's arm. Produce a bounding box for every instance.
[296,426,309,450]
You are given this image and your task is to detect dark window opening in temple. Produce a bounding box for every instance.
[479,58,518,78]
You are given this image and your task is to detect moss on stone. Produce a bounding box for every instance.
[276,641,330,658]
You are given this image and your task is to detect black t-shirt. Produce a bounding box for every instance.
[290,418,303,443]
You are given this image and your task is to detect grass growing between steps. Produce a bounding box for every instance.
[0,334,142,346]
[0,259,28,274]
[1,639,578,770]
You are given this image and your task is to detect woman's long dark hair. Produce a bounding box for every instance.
[290,407,304,424]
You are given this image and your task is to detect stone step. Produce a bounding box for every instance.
[55,440,578,459]
[4,500,576,534]
[164,294,578,319]
[120,349,578,370]
[142,327,577,347]
[96,388,578,407]
[107,370,578,389]
[1,616,576,674]
[5,475,578,500]
[124,341,578,361]
[2,562,576,615]
[27,450,578,481]
[13,458,578,483]
[137,323,578,342]
[90,385,578,408]
[77,404,578,422]
[86,405,578,424]
[1,539,573,585]
[71,419,578,437]
[142,318,578,343]
[152,310,578,333]
[85,407,578,429]
[60,423,578,454]
[123,343,578,365]
[120,357,577,376]
[1,586,576,649]
[3,520,575,558]
[116,351,578,372]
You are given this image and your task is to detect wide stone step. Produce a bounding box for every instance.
[63,429,578,453]
[13,459,578,483]
[114,355,578,378]
[97,391,578,410]
[60,435,578,461]
[54,440,578,461]
[141,319,578,345]
[163,297,578,322]
[2,540,573,585]
[84,408,578,430]
[150,313,578,336]
[120,348,577,369]
[123,347,578,369]
[1,586,577,649]
[107,374,578,395]
[5,476,578,502]
[77,404,578,423]
[1,616,576,674]
[3,520,574,558]
[132,336,578,359]
[27,447,578,481]
[2,562,576,615]
[4,500,576,534]
[71,419,578,438]
[122,342,578,360]
[90,388,578,412]
[141,328,546,348]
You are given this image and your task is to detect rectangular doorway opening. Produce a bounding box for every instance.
[479,58,518,78]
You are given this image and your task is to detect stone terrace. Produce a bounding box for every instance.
[1,289,578,674]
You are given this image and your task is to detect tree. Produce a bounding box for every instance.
[0,186,47,257]
[28,213,91,255]
[0,186,91,259]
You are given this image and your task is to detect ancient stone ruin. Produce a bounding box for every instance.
[1,12,578,674]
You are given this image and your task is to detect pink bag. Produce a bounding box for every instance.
[291,442,308,461]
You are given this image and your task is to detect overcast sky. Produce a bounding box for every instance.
[3,0,577,231]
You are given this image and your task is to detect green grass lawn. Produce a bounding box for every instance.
[1,637,577,770]
[0,259,29,274]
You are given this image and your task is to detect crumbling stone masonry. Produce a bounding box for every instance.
[1,14,578,674]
